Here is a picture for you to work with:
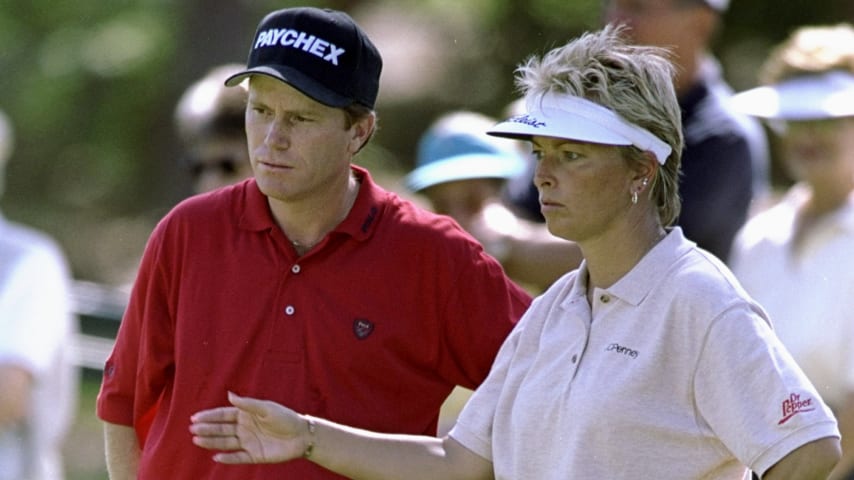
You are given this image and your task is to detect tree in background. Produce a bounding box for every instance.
[0,0,849,284]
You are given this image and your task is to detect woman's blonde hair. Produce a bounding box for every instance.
[759,23,854,84]
[515,24,684,226]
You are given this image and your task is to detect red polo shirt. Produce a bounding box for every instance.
[97,166,531,479]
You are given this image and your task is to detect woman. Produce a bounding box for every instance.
[729,23,854,480]
[190,25,840,479]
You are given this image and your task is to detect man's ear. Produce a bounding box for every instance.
[690,4,719,45]
[349,113,376,154]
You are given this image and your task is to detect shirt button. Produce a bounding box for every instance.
[600,294,610,303]
[291,264,301,274]
[284,305,295,316]
[571,354,578,364]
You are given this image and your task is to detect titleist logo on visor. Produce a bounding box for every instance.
[253,28,346,65]
[509,114,546,128]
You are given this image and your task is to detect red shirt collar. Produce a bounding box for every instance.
[238,165,387,244]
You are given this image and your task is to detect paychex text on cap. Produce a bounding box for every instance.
[253,28,346,66]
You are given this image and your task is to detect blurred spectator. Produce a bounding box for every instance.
[405,111,581,293]
[174,63,253,194]
[729,23,854,480]
[504,0,770,263]
[0,109,79,479]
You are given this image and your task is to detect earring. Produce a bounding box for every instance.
[642,178,649,188]
[631,191,638,205]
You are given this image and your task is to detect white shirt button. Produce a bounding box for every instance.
[599,294,610,303]
[291,265,301,274]
[285,305,295,315]
[571,354,578,364]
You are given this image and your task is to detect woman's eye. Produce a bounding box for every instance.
[530,149,580,161]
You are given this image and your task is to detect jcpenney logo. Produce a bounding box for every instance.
[605,342,639,359]
[254,28,346,65]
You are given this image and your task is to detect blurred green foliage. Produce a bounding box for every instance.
[0,0,850,283]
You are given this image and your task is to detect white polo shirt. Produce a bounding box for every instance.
[731,184,854,409]
[450,227,839,479]
[0,215,78,480]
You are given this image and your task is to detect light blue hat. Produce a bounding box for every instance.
[405,111,526,193]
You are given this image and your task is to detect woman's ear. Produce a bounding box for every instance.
[635,151,658,180]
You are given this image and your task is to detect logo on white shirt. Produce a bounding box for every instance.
[605,342,638,359]
[778,393,815,425]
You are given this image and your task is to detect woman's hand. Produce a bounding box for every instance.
[190,391,309,464]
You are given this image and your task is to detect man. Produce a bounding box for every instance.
[96,7,531,479]
[0,109,79,479]
[173,63,254,194]
[504,0,769,262]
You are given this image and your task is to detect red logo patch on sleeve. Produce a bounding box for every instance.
[778,393,815,425]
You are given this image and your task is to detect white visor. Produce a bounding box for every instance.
[703,0,729,12]
[487,92,672,164]
[729,70,854,120]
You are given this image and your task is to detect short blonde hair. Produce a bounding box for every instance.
[515,25,684,225]
[760,23,854,84]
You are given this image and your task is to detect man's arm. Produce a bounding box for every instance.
[104,421,141,480]
[762,437,841,480]
[469,202,581,293]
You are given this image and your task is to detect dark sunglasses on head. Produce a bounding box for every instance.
[183,155,241,178]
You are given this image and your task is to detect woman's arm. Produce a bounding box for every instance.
[190,392,493,480]
[762,437,841,480]
[829,392,854,480]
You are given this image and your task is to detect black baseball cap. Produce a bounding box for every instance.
[225,7,382,109]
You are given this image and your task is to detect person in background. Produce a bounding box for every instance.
[729,23,854,480]
[405,110,581,293]
[189,25,840,479]
[505,0,770,263]
[173,63,254,194]
[0,109,79,479]
[604,0,770,262]
[96,7,530,479]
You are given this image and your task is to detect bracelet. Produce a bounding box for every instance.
[303,416,317,458]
